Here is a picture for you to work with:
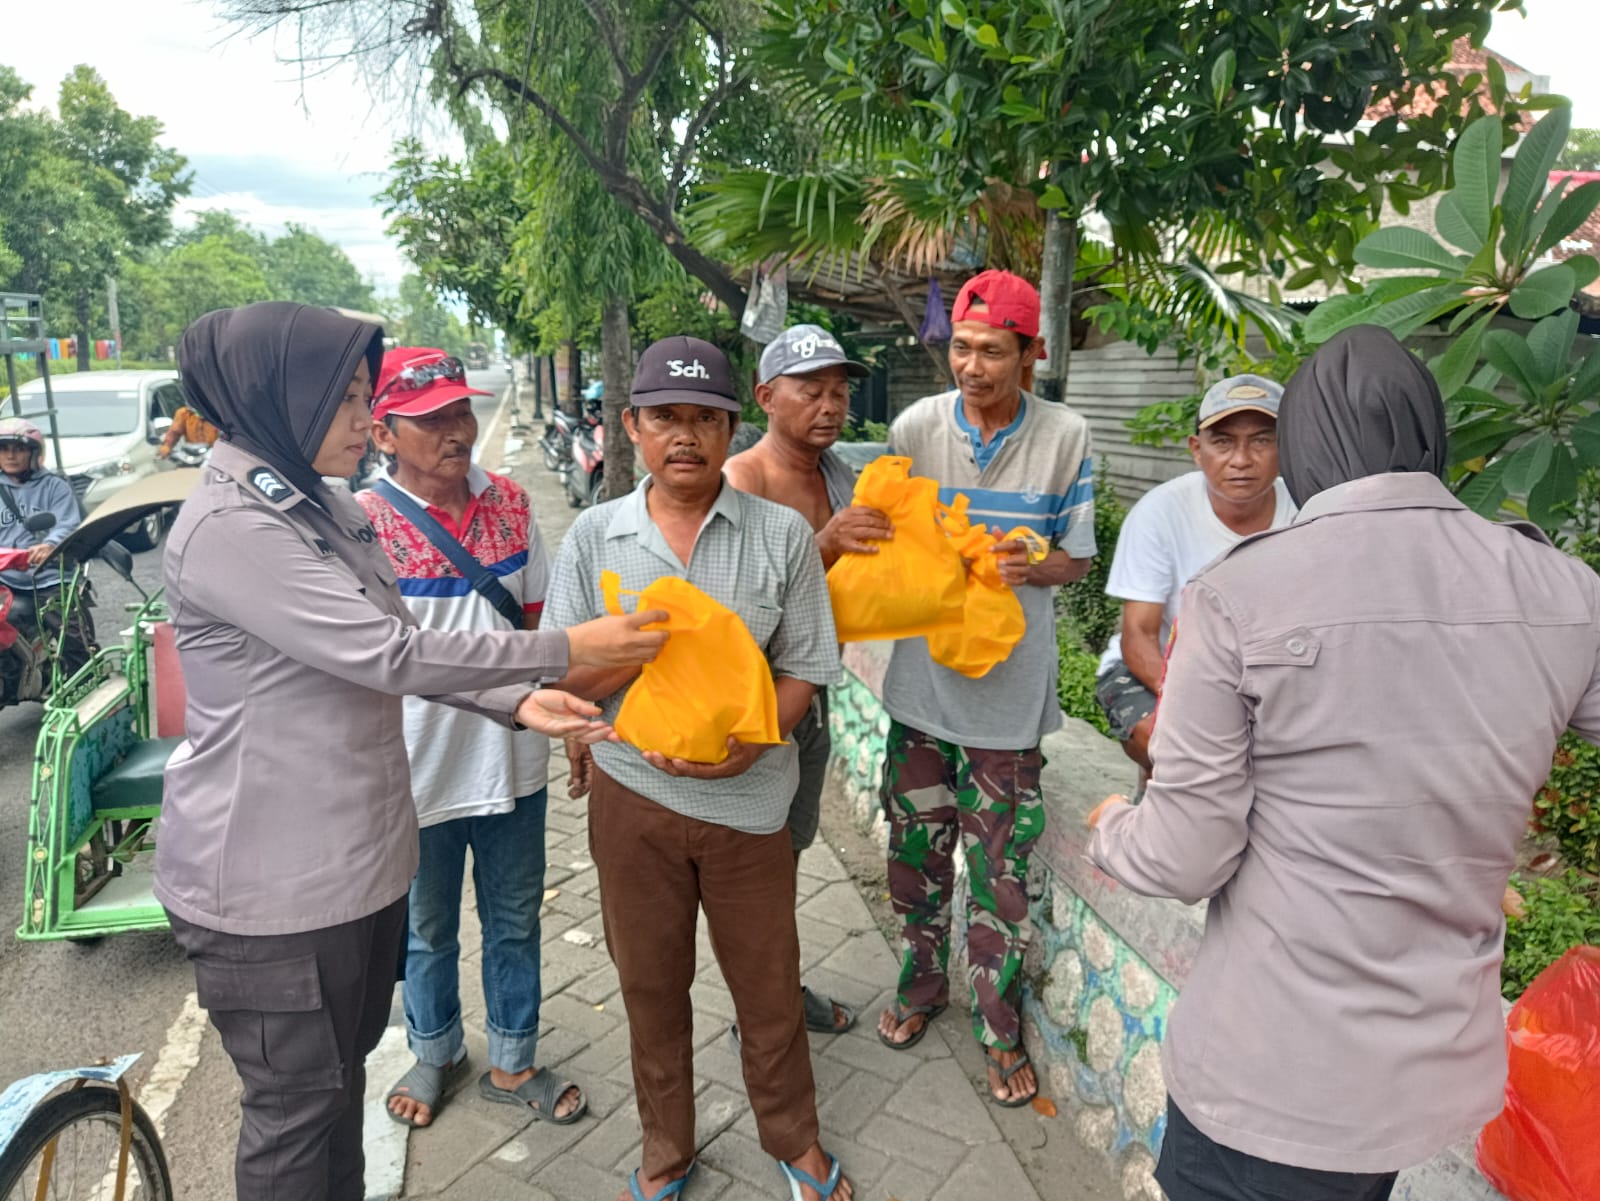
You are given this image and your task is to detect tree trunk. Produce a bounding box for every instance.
[530,352,543,418]
[599,290,633,503]
[75,289,93,373]
[1034,211,1078,403]
[562,340,581,416]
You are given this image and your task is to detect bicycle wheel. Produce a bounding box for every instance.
[0,1085,172,1200]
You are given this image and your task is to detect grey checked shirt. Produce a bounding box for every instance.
[545,476,841,834]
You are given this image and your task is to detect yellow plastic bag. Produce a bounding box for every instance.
[925,502,1037,678]
[601,570,783,763]
[826,455,968,642]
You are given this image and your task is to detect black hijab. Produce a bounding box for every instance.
[177,302,383,503]
[1277,325,1448,508]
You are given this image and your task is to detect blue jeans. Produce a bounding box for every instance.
[403,790,547,1073]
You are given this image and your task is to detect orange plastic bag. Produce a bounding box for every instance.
[1476,945,1600,1201]
[826,455,967,642]
[925,503,1038,678]
[601,570,783,764]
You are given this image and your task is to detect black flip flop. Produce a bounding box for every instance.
[877,1002,946,1050]
[986,1046,1038,1108]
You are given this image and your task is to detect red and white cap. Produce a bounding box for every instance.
[372,347,492,422]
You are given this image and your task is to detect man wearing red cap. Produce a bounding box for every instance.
[356,349,587,1131]
[874,270,1097,1108]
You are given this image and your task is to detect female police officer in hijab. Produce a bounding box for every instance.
[155,302,666,1201]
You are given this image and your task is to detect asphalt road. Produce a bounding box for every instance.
[0,365,511,1197]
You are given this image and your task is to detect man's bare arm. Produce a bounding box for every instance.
[1119,600,1167,694]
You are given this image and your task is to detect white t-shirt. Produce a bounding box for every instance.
[1097,471,1296,678]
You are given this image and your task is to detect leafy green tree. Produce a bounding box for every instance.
[384,274,471,358]
[1555,128,1600,173]
[726,1,1535,396]
[224,0,758,313]
[262,223,376,310]
[1305,104,1600,533]
[48,66,190,368]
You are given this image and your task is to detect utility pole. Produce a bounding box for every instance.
[106,275,123,368]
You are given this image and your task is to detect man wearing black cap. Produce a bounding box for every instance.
[545,336,853,1201]
[726,322,892,1040]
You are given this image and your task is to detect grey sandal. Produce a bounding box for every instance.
[877,1002,945,1050]
[477,1067,588,1125]
[730,985,858,1049]
[386,1052,470,1128]
[802,986,857,1034]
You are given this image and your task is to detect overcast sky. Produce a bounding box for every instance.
[5,1,1597,297]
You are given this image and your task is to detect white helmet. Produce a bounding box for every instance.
[0,417,45,470]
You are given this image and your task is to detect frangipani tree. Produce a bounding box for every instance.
[1306,103,1600,532]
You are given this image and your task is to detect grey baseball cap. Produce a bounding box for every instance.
[1197,373,1284,431]
[758,323,869,385]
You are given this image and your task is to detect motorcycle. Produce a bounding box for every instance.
[564,410,605,509]
[539,389,602,472]
[0,511,98,710]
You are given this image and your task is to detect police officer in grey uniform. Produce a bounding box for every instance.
[156,302,666,1201]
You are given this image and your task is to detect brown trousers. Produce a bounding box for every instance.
[589,767,819,1178]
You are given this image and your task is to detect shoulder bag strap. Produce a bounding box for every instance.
[371,478,525,629]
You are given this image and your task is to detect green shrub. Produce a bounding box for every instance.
[1502,870,1600,999]
[1057,629,1110,735]
[1537,734,1600,877]
[1057,459,1127,658]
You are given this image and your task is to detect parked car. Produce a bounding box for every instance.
[13,371,185,550]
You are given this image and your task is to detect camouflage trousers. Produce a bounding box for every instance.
[883,721,1045,1051]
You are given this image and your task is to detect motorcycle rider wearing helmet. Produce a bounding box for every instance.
[0,417,94,673]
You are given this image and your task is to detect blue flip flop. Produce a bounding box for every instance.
[779,1153,843,1200]
[629,1158,697,1201]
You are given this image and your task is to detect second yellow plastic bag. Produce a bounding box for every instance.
[826,455,968,642]
[925,501,1034,678]
[602,570,783,764]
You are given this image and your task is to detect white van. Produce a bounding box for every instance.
[14,371,186,550]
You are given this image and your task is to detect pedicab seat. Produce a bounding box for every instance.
[91,737,184,813]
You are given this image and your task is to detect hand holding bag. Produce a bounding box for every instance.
[601,570,783,763]
[825,455,967,642]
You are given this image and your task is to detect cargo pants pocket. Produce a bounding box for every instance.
[194,953,346,1093]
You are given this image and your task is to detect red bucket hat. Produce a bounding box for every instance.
[951,269,1047,359]
[372,347,493,422]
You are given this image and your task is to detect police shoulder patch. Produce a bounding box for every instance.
[248,468,292,501]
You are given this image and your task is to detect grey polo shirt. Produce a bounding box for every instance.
[545,476,841,834]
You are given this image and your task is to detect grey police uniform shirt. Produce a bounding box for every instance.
[1090,473,1600,1172]
[155,442,571,937]
[544,476,841,834]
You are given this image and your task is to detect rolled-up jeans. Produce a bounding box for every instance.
[402,789,548,1073]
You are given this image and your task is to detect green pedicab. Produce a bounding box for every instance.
[17,470,201,943]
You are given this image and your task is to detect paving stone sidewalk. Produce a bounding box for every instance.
[393,755,1043,1201]
[385,388,1047,1201]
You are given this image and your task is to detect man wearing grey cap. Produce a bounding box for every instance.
[1094,374,1296,780]
[726,323,891,1040]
